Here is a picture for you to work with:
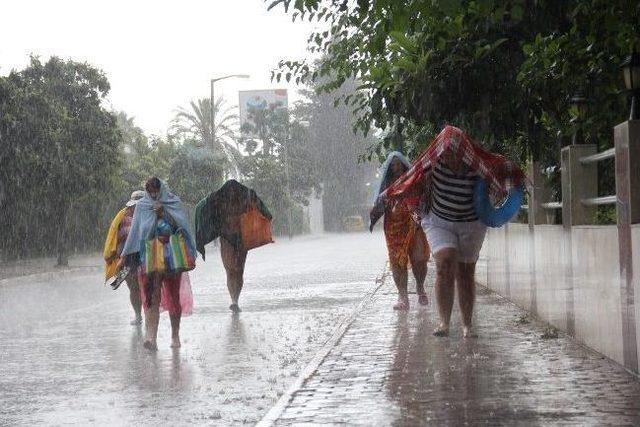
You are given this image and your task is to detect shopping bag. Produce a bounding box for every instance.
[240,207,273,251]
[169,229,196,272]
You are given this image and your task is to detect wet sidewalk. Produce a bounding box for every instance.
[261,263,640,426]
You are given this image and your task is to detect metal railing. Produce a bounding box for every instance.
[579,148,615,165]
[526,145,616,224]
[541,201,563,210]
[582,195,616,206]
[579,149,617,207]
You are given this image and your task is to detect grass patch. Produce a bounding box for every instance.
[514,313,529,325]
[541,326,559,339]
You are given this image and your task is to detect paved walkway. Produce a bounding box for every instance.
[262,263,640,426]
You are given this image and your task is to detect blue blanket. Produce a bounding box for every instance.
[121,181,195,258]
[372,151,412,202]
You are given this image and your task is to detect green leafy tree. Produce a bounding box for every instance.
[268,0,639,221]
[267,2,638,154]
[115,112,226,224]
[0,56,122,264]
[167,143,226,220]
[239,104,321,235]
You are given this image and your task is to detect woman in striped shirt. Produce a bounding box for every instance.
[375,125,526,339]
[421,148,487,338]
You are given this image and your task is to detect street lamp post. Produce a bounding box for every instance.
[621,49,640,120]
[569,92,588,145]
[283,124,294,239]
[210,74,250,149]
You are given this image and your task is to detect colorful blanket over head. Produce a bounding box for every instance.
[371,125,526,228]
[120,181,195,258]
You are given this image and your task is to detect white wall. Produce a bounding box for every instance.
[483,224,627,366]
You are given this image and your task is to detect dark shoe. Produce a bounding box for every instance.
[229,304,242,313]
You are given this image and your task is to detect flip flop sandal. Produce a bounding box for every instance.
[433,328,449,337]
[107,266,130,290]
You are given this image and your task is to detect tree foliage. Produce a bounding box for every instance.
[0,56,121,263]
[170,97,241,176]
[239,102,321,235]
[267,0,640,170]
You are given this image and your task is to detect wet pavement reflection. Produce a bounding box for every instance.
[275,273,640,425]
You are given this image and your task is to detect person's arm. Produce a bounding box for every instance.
[162,207,179,231]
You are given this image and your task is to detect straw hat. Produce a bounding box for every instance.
[126,190,146,207]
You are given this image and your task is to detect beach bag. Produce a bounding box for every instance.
[240,207,273,250]
[168,229,196,272]
[140,228,196,275]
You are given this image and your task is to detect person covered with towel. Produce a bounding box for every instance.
[119,177,195,350]
[195,179,273,313]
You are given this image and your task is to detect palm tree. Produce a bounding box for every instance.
[115,111,149,156]
[170,97,241,176]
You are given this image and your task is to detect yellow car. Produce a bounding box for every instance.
[342,215,365,232]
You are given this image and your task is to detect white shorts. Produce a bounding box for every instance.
[421,212,487,263]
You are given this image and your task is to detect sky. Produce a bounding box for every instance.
[0,0,315,135]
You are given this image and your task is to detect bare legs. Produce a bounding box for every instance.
[457,262,476,338]
[389,229,429,310]
[410,231,429,304]
[390,263,409,310]
[220,238,248,313]
[433,249,456,336]
[143,274,161,350]
[433,249,477,338]
[167,274,182,348]
[126,274,142,325]
[143,273,182,350]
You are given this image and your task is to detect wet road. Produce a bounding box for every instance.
[0,232,387,426]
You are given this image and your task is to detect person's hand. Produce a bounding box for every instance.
[153,202,163,217]
[116,257,125,271]
[369,198,385,232]
[410,209,422,224]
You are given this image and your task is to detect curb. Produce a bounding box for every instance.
[256,263,390,427]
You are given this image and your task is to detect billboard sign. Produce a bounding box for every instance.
[239,89,288,138]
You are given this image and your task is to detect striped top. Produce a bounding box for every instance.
[426,160,479,222]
